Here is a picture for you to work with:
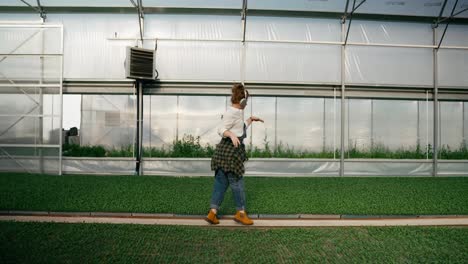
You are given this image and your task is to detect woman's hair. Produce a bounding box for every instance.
[231,83,249,104]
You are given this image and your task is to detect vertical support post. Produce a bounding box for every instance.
[149,95,152,157]
[39,26,44,173]
[463,102,466,145]
[370,99,374,150]
[59,25,64,175]
[433,27,439,177]
[323,98,326,152]
[135,81,143,175]
[274,96,278,150]
[250,96,253,155]
[176,95,179,142]
[333,87,336,159]
[340,22,346,177]
[417,100,420,148]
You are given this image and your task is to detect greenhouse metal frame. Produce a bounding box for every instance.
[1,0,468,176]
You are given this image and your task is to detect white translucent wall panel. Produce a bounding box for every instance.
[145,14,241,40]
[0,56,61,83]
[418,100,434,151]
[245,43,340,84]
[0,148,60,174]
[62,95,81,130]
[276,97,324,152]
[0,27,62,54]
[325,98,341,153]
[346,99,371,151]
[345,46,433,86]
[346,99,434,154]
[348,20,432,45]
[143,95,178,149]
[0,116,60,145]
[178,96,227,146]
[142,96,151,147]
[439,101,464,150]
[436,24,468,46]
[373,100,418,150]
[155,40,242,81]
[250,97,275,150]
[80,95,136,148]
[0,91,61,145]
[438,50,468,87]
[47,13,138,79]
[247,16,340,42]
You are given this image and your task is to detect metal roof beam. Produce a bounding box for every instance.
[19,0,46,21]
[343,0,367,46]
[436,0,464,49]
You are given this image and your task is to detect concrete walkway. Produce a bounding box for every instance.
[1,211,467,227]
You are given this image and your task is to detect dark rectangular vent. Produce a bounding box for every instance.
[125,47,155,80]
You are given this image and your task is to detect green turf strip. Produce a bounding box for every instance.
[0,173,467,215]
[0,222,467,263]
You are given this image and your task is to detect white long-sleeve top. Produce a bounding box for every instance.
[217,106,250,138]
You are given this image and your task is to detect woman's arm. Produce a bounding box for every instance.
[246,116,264,126]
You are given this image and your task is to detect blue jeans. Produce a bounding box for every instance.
[210,169,246,211]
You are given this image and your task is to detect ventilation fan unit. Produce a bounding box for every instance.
[125,47,155,80]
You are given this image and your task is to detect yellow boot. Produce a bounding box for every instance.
[234,211,254,225]
[205,210,219,225]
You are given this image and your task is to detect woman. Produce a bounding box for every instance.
[206,83,263,225]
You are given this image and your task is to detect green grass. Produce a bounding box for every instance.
[1,173,467,215]
[0,222,467,263]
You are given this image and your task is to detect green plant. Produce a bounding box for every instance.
[63,136,468,160]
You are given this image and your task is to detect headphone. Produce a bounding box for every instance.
[240,89,248,108]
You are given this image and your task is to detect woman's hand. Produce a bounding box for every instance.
[230,134,240,148]
[223,130,240,148]
[247,116,264,125]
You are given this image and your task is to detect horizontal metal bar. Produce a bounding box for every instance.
[0,54,63,56]
[62,157,136,161]
[109,37,468,49]
[0,144,61,148]
[0,84,61,87]
[0,24,62,28]
[0,114,60,118]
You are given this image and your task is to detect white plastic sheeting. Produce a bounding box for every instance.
[155,40,242,81]
[0,155,60,174]
[348,20,433,45]
[344,160,433,176]
[145,14,241,40]
[245,43,341,84]
[47,13,139,79]
[22,157,465,176]
[439,102,465,150]
[438,50,468,88]
[247,16,341,42]
[2,12,467,87]
[142,95,342,152]
[80,95,136,149]
[0,23,62,174]
[345,46,433,86]
[62,157,135,175]
[345,99,434,152]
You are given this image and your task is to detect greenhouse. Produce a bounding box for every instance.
[0,0,468,176]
